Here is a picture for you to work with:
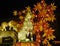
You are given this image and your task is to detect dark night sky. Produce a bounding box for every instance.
[0,0,60,42]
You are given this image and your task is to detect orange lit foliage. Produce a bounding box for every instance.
[32,0,56,46]
[13,0,56,46]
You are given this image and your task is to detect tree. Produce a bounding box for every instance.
[4,0,56,46]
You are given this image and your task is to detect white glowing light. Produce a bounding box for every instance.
[18,9,33,42]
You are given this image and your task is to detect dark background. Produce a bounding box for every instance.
[0,0,60,46]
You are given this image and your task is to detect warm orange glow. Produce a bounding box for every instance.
[0,0,56,46]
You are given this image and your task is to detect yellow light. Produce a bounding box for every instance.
[13,10,17,16]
